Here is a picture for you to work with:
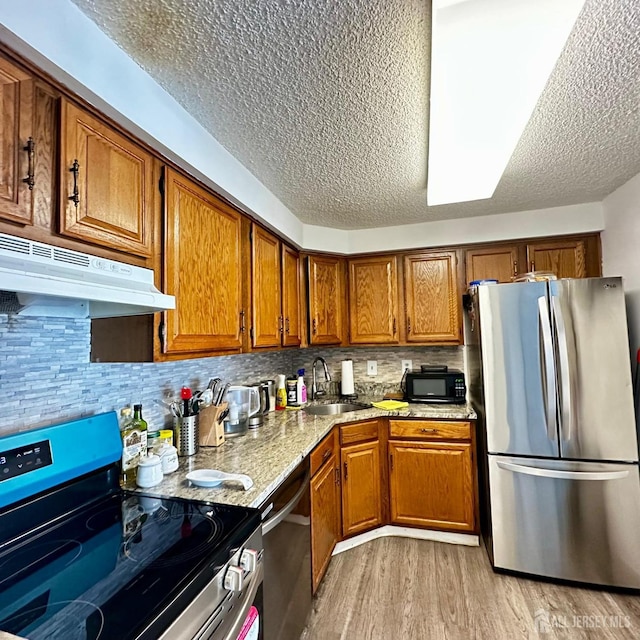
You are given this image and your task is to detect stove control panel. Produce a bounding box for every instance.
[0,439,52,482]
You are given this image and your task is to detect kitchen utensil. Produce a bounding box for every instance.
[223,385,260,437]
[136,454,163,488]
[199,402,227,447]
[214,382,230,407]
[248,382,270,428]
[180,386,193,417]
[174,415,199,456]
[185,469,254,490]
[194,388,214,407]
[207,377,221,391]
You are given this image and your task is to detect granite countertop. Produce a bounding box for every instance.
[133,398,477,510]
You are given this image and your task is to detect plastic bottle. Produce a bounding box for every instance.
[296,369,307,405]
[276,374,287,410]
[286,376,297,405]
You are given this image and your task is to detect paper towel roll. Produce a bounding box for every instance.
[341,360,355,395]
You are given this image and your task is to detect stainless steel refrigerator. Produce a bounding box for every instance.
[465,277,640,588]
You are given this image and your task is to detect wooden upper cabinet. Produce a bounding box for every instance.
[252,225,282,348]
[308,255,345,345]
[59,98,153,256]
[0,56,35,225]
[348,254,399,344]
[163,167,244,355]
[465,245,519,284]
[281,244,301,347]
[526,239,586,279]
[404,251,460,343]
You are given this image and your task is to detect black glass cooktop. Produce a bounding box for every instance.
[0,475,260,640]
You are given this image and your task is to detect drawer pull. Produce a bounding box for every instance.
[421,428,438,434]
[343,462,348,481]
[322,449,331,462]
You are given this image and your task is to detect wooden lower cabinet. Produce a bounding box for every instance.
[388,440,475,532]
[310,450,341,594]
[341,440,383,537]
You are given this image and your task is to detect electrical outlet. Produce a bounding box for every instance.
[401,360,412,374]
[367,360,378,376]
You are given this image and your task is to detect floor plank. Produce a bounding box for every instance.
[301,538,640,639]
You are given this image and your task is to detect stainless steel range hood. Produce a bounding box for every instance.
[0,233,175,318]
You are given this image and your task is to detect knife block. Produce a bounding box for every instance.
[199,402,227,447]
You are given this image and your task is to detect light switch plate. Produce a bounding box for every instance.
[367,360,377,376]
[401,360,412,374]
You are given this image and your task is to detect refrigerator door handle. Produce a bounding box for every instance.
[537,296,557,440]
[551,296,573,441]
[497,460,629,481]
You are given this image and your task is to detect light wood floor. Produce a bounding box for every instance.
[301,537,640,639]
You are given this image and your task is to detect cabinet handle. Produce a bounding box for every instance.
[343,462,348,481]
[530,260,535,272]
[407,316,411,334]
[312,318,317,334]
[420,428,438,434]
[278,315,284,334]
[322,449,331,462]
[392,317,397,335]
[239,310,245,333]
[285,317,290,334]
[389,453,394,472]
[335,467,340,485]
[22,137,35,190]
[513,261,518,277]
[69,159,80,208]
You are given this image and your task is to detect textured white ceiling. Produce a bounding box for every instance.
[71,0,640,230]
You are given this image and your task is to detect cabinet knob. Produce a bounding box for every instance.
[343,461,348,481]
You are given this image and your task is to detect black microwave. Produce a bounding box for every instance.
[403,366,466,404]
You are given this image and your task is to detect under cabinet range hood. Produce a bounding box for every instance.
[0,233,175,318]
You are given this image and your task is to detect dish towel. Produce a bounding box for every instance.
[371,400,409,410]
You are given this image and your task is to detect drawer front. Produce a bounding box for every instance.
[311,429,337,476]
[340,419,379,445]
[389,420,471,441]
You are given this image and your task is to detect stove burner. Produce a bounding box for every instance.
[85,504,121,532]
[0,539,83,588]
[123,508,223,568]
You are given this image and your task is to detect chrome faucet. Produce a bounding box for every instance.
[311,357,332,400]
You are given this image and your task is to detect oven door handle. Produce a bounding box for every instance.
[261,470,310,536]
[196,562,264,640]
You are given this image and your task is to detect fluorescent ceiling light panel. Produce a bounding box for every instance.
[427,0,587,206]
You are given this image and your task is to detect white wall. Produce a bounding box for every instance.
[602,171,640,361]
[0,0,606,255]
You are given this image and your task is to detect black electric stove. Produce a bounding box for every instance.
[0,413,263,640]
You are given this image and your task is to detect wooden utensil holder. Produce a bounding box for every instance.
[199,402,227,447]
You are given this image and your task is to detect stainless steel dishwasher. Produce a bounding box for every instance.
[260,458,312,640]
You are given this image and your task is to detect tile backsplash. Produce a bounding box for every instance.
[0,314,463,436]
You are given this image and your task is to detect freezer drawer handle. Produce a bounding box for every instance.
[262,470,310,535]
[497,460,629,481]
[537,296,558,441]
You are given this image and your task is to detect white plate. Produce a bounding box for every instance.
[185,469,253,490]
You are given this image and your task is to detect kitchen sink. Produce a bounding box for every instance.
[304,402,372,416]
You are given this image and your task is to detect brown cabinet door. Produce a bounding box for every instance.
[163,168,243,354]
[59,98,153,256]
[341,440,383,537]
[348,255,399,344]
[389,440,475,532]
[310,453,341,594]
[526,239,586,278]
[465,245,519,284]
[308,255,344,345]
[281,244,301,347]
[404,251,460,343]
[252,225,282,348]
[0,56,34,225]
